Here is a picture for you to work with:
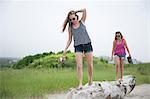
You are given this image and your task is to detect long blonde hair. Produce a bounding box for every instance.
[62,10,79,32]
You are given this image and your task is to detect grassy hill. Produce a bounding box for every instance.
[11,51,108,69]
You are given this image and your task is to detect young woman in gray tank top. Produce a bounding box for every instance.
[62,8,93,89]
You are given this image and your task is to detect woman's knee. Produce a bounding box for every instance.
[77,64,82,69]
[87,62,93,67]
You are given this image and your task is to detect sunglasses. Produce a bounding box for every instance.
[69,18,76,21]
[116,35,121,37]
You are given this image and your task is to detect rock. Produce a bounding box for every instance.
[67,75,135,99]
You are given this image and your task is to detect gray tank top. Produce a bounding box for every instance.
[71,21,91,46]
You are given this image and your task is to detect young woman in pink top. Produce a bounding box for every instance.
[111,31,131,81]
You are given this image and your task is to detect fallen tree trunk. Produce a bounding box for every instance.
[67,75,135,99]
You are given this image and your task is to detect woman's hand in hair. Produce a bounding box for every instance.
[69,10,76,14]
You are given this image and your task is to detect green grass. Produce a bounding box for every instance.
[0,68,77,98]
[124,63,150,84]
[0,63,150,98]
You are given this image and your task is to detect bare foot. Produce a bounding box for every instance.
[116,77,118,81]
[118,79,123,84]
[77,85,83,90]
[88,81,93,86]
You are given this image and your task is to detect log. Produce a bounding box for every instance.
[67,75,135,99]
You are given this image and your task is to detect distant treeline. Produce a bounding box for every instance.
[10,50,108,69]
[0,57,19,68]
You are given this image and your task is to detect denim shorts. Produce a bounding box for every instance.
[74,42,93,53]
[114,54,126,59]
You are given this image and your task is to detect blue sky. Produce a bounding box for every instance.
[0,0,150,62]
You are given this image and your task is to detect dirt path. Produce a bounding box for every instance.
[47,84,150,99]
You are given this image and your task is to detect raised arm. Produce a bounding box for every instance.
[75,8,86,22]
[64,27,73,56]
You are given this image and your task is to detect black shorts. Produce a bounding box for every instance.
[74,42,93,53]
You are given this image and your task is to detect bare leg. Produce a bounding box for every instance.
[75,52,83,87]
[120,58,124,80]
[85,52,93,85]
[114,56,120,80]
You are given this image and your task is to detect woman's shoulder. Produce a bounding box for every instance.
[80,20,85,25]
[113,40,116,44]
[122,38,126,42]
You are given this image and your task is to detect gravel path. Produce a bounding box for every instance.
[47,84,150,99]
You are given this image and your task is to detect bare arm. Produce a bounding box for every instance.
[75,8,86,22]
[111,40,115,60]
[124,39,131,57]
[64,27,72,56]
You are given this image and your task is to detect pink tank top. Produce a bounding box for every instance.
[114,39,126,55]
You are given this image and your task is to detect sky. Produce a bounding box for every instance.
[0,0,150,62]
